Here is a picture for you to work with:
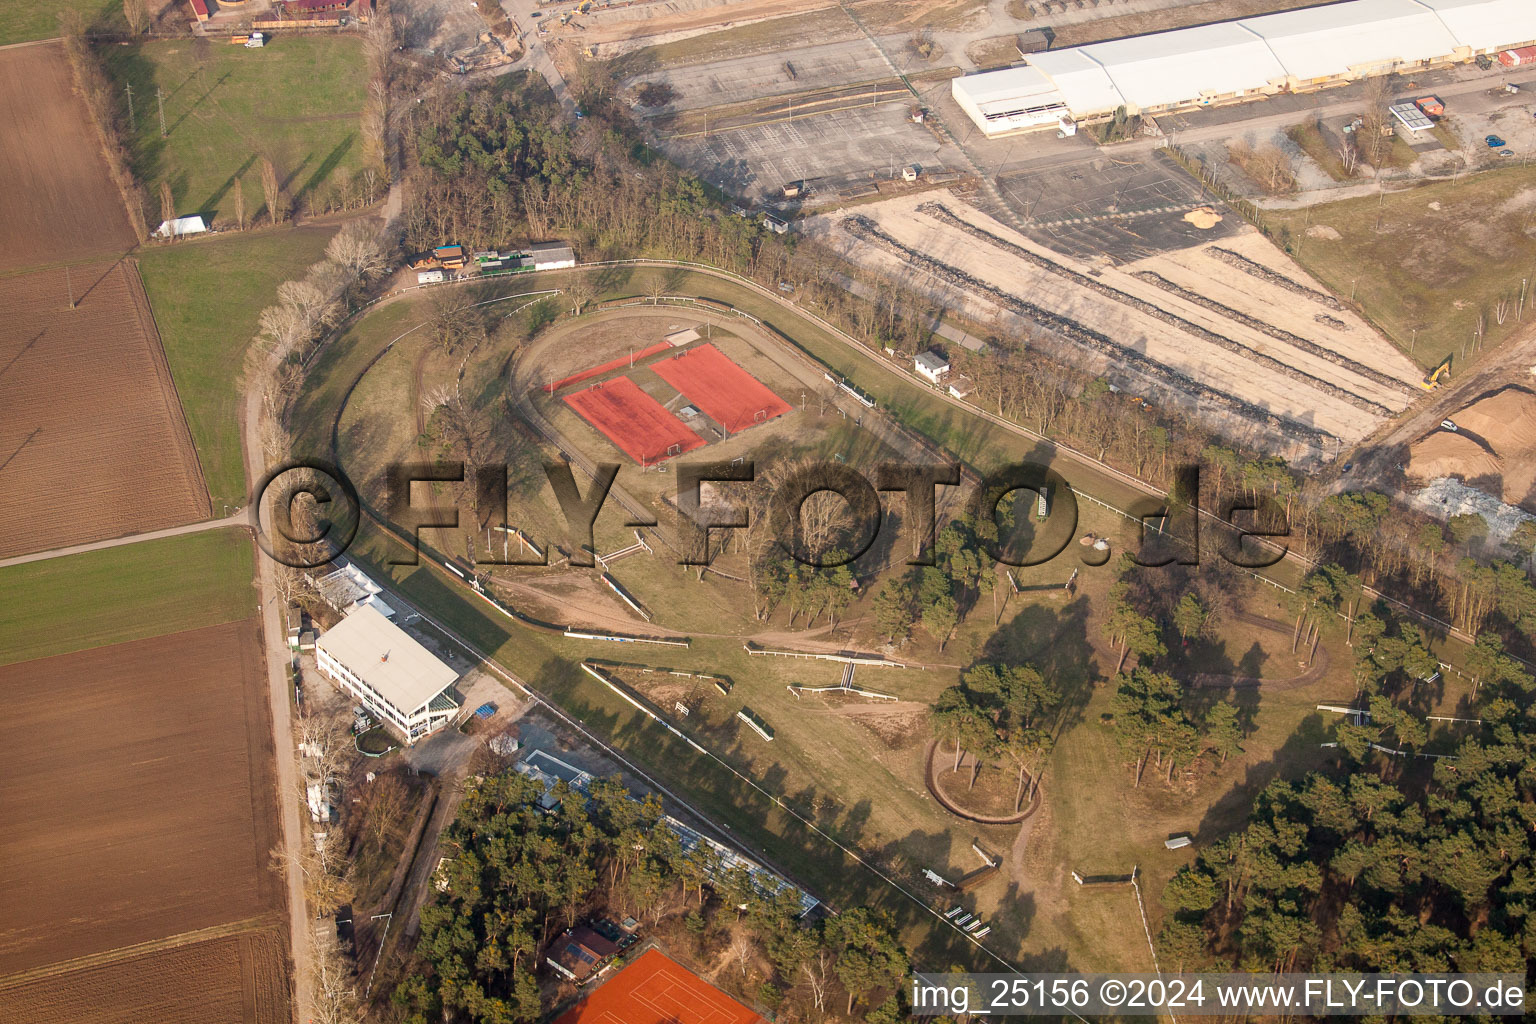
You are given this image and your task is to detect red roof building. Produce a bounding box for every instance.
[546,926,620,983]
[188,0,211,20]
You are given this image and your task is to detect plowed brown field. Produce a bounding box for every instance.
[0,259,210,558]
[0,618,286,1019]
[0,927,289,1024]
[0,41,136,271]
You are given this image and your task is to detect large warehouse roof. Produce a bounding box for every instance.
[1022,50,1125,117]
[952,0,1536,132]
[957,64,1068,113]
[1246,0,1459,83]
[1416,0,1536,52]
[1078,21,1288,109]
[316,605,459,716]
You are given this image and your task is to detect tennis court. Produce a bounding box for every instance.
[553,948,765,1024]
[649,344,792,434]
[543,341,674,393]
[563,378,705,465]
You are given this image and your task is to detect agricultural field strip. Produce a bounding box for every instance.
[0,43,137,271]
[0,260,212,560]
[0,916,277,990]
[0,620,281,981]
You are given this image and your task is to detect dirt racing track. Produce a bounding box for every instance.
[0,259,211,558]
[806,192,1423,462]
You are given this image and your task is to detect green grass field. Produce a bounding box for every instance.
[104,36,367,223]
[0,0,123,45]
[0,529,257,666]
[1268,164,1536,369]
[138,226,336,512]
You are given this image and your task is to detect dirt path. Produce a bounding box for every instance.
[243,333,313,1023]
[0,509,247,569]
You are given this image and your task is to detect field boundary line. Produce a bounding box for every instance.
[0,915,281,990]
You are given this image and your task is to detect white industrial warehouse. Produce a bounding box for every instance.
[952,0,1536,136]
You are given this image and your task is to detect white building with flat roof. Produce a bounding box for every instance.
[915,349,951,383]
[315,605,461,745]
[950,0,1536,133]
[951,64,1072,137]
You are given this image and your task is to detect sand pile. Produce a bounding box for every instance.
[1183,207,1222,229]
[1407,386,1536,509]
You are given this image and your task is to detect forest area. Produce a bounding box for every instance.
[391,771,910,1023]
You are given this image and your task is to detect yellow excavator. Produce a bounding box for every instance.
[1420,354,1452,391]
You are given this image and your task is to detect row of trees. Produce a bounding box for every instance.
[394,770,910,1023]
[60,16,149,241]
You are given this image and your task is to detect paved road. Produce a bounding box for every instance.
[0,510,249,569]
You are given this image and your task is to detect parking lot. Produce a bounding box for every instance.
[624,37,897,113]
[656,101,956,201]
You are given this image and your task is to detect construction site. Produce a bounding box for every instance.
[805,193,1423,462]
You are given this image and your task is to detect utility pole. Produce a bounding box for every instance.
[125,83,135,131]
[157,86,167,138]
[65,266,76,310]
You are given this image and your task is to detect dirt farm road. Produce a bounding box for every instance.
[0,510,249,569]
[242,360,314,1020]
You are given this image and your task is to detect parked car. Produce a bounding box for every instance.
[1486,134,1506,147]
[1441,419,1459,432]
[1502,149,1516,157]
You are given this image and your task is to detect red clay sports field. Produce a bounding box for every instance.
[650,344,793,433]
[543,341,673,393]
[563,378,705,465]
[553,949,765,1024]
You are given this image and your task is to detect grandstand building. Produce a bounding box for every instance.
[315,605,462,745]
[952,0,1536,136]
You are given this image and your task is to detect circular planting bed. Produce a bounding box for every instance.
[924,741,1040,825]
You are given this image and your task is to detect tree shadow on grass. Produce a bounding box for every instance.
[1193,710,1331,843]
[201,152,257,219]
[297,133,355,210]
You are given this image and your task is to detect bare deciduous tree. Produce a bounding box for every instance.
[309,925,363,1024]
[326,219,390,281]
[233,177,246,230]
[363,771,409,847]
[261,156,287,224]
[428,290,485,355]
[123,0,149,36]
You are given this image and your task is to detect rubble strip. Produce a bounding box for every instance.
[1130,270,1415,398]
[841,214,1334,447]
[1210,246,1345,310]
[918,204,1391,417]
